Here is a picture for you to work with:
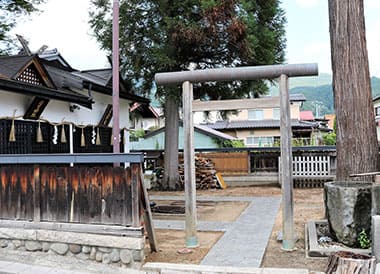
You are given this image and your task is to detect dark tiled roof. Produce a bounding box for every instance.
[0,55,34,78]
[289,93,306,102]
[44,65,83,90]
[203,119,318,130]
[73,69,112,87]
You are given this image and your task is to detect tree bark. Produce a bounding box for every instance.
[328,0,379,180]
[326,251,376,274]
[163,97,179,190]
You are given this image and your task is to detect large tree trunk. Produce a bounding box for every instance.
[328,0,379,180]
[163,96,179,190]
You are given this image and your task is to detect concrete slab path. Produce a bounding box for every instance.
[151,195,281,267]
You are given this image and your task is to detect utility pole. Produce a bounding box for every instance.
[112,0,120,164]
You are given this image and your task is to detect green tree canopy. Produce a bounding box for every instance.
[0,0,46,54]
[89,0,286,100]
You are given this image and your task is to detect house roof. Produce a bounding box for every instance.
[0,55,35,78]
[144,123,238,141]
[130,102,160,118]
[0,54,92,108]
[300,111,314,121]
[73,69,150,103]
[203,119,318,130]
[289,93,306,102]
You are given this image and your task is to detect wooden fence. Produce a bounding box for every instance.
[0,154,143,227]
[197,151,249,174]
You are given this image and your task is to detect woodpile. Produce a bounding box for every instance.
[178,156,218,190]
[152,155,219,190]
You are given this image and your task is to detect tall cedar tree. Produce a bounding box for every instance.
[89,0,286,189]
[329,0,379,180]
[0,0,45,53]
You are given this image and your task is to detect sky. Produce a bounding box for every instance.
[11,0,380,77]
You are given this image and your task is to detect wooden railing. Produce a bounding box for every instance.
[0,153,143,227]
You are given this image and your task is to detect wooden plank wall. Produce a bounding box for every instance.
[198,152,249,175]
[0,165,139,226]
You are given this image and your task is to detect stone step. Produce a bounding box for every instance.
[143,262,309,274]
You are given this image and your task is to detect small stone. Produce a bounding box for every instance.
[132,249,144,262]
[42,242,51,252]
[50,243,69,255]
[82,246,91,254]
[102,254,111,264]
[69,244,82,254]
[7,242,15,250]
[95,251,103,262]
[25,241,42,251]
[0,240,8,248]
[120,249,131,264]
[75,253,89,261]
[89,247,96,260]
[12,240,22,248]
[98,247,112,253]
[110,249,120,263]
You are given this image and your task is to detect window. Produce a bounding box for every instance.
[376,107,380,117]
[246,136,274,147]
[273,108,280,119]
[248,109,264,120]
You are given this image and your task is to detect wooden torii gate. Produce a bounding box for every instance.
[155,63,318,250]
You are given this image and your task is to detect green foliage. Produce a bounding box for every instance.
[0,0,46,53]
[88,0,286,100]
[214,138,245,148]
[322,132,336,145]
[130,129,145,141]
[358,229,371,249]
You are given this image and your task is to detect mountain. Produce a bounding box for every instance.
[269,73,380,117]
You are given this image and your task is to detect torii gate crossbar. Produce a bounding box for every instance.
[155,63,318,250]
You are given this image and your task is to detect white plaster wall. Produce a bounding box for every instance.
[0,88,130,128]
[0,90,30,117]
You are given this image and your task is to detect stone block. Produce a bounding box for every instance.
[102,253,111,264]
[372,216,380,262]
[50,243,69,255]
[95,251,103,262]
[98,247,112,253]
[110,249,120,263]
[25,241,42,251]
[82,246,91,254]
[42,242,50,252]
[324,181,372,247]
[12,240,23,248]
[120,249,132,264]
[0,239,8,248]
[89,247,96,260]
[69,244,82,254]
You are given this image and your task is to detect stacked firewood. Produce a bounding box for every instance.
[178,156,218,190]
[151,156,218,190]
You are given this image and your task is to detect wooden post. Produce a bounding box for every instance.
[131,163,140,227]
[182,81,198,247]
[69,123,74,167]
[279,74,295,250]
[33,165,41,222]
[112,0,120,162]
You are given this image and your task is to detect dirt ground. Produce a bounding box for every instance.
[145,186,328,272]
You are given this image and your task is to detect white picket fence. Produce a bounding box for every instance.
[279,155,333,185]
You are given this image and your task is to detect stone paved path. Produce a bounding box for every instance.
[151,195,281,267]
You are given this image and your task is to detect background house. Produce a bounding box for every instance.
[130,123,238,150]
[199,94,321,147]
